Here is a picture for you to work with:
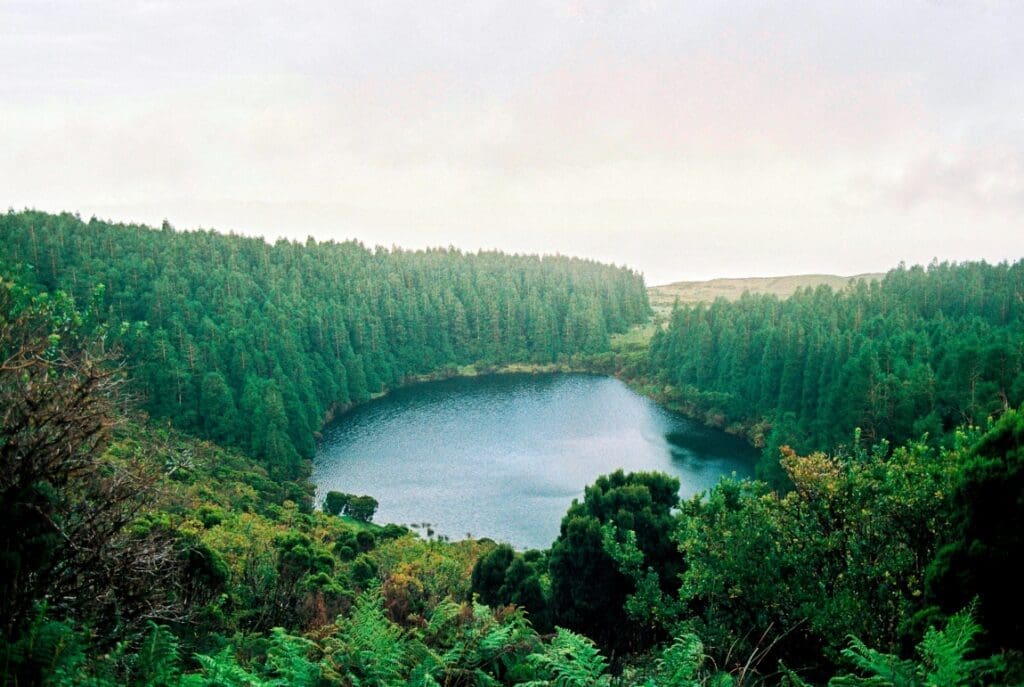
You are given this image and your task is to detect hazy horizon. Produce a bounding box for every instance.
[3,1,1023,284]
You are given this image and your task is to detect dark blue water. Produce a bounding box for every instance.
[313,374,756,549]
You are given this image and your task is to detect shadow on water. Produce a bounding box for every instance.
[664,427,757,460]
[314,373,758,549]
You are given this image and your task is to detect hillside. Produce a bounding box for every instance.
[647,260,1024,475]
[648,272,885,315]
[2,220,1022,684]
[0,210,650,479]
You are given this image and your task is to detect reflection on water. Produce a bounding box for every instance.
[313,373,757,549]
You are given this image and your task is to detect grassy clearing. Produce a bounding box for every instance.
[647,272,884,317]
[611,322,659,352]
[338,515,383,532]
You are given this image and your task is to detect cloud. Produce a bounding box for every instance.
[852,143,1024,217]
[2,1,1023,283]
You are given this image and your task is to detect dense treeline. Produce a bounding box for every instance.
[0,281,741,686]
[648,261,1024,480]
[471,417,1023,683]
[7,275,1018,684]
[0,210,650,478]
[3,209,1022,684]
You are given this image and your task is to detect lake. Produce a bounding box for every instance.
[313,373,757,549]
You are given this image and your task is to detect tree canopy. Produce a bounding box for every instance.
[2,211,1022,684]
[648,261,1024,483]
[0,210,650,478]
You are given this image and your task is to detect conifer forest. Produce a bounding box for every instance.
[1,210,1021,685]
[3,3,1022,684]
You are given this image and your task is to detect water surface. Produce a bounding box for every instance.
[314,374,756,549]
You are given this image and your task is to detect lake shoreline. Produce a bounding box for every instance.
[312,371,759,549]
[318,361,766,455]
[316,360,600,439]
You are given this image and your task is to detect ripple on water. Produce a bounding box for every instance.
[313,373,757,549]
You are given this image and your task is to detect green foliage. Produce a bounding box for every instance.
[262,628,321,687]
[548,470,681,654]
[5,217,1022,686]
[654,633,708,686]
[471,545,552,632]
[1,209,650,479]
[829,605,992,686]
[924,409,1024,652]
[415,599,538,685]
[188,648,262,686]
[346,495,379,523]
[133,622,183,686]
[0,606,89,686]
[472,544,516,605]
[323,586,411,684]
[322,490,348,516]
[521,627,610,687]
[674,439,965,679]
[0,280,192,648]
[321,490,378,521]
[648,262,1024,483]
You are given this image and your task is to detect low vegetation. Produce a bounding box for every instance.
[1,210,650,481]
[648,274,885,316]
[1,211,1021,684]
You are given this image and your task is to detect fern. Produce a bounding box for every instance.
[262,627,320,687]
[917,604,986,686]
[6,606,90,687]
[831,635,917,686]
[184,647,265,687]
[655,632,705,687]
[407,663,444,687]
[323,586,409,686]
[778,662,814,687]
[478,620,515,658]
[132,622,182,686]
[415,599,536,685]
[520,627,610,687]
[829,605,991,687]
[472,666,503,687]
[424,599,463,641]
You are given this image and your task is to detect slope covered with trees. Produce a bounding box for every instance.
[647,261,1024,481]
[2,210,1022,684]
[7,273,1015,683]
[0,210,650,478]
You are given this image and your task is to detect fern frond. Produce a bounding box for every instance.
[191,647,264,686]
[424,599,462,640]
[523,627,609,687]
[917,603,986,687]
[14,609,89,686]
[472,666,503,687]
[830,604,991,687]
[478,621,515,657]
[262,627,320,687]
[834,634,916,686]
[133,621,182,686]
[407,662,444,687]
[656,632,704,686]
[326,586,409,685]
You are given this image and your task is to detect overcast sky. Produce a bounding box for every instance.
[2,1,1022,284]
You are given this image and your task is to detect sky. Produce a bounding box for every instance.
[2,1,1022,285]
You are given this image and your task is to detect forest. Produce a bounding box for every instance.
[1,209,1021,686]
[0,210,650,479]
[646,262,1024,485]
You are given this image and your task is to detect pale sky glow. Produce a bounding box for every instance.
[2,1,1022,284]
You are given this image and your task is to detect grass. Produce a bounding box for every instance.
[611,322,660,351]
[647,272,884,317]
[338,515,383,532]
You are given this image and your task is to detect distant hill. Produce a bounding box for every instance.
[648,273,885,315]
